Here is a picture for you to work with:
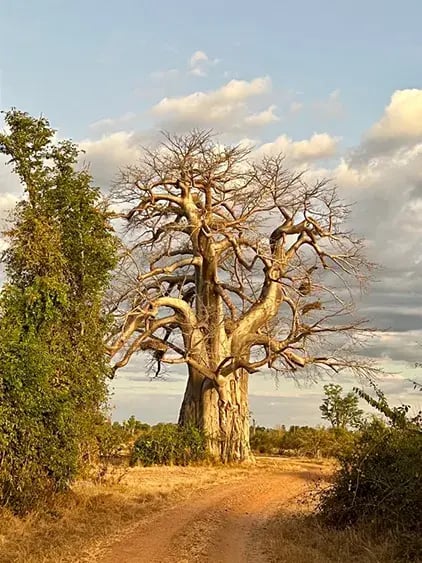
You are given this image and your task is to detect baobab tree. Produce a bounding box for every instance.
[108,131,373,462]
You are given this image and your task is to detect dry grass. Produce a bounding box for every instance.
[0,461,265,563]
[0,457,394,563]
[260,481,398,563]
[262,514,399,562]
[262,514,398,562]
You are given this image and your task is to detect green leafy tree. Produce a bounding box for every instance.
[123,415,150,436]
[320,384,363,429]
[0,109,117,512]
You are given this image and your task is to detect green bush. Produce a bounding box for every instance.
[250,426,285,454]
[318,419,422,560]
[280,426,356,458]
[93,416,151,460]
[130,424,206,466]
[95,419,131,459]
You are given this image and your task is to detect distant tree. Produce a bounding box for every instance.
[320,384,364,429]
[0,109,117,512]
[123,415,150,436]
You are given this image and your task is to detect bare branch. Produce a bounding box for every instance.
[109,130,375,387]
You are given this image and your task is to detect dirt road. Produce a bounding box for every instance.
[99,462,323,563]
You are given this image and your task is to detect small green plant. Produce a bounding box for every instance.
[130,424,206,466]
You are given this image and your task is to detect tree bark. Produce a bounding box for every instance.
[178,367,253,463]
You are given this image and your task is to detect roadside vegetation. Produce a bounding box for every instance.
[0,110,117,514]
[1,381,420,561]
[316,388,422,562]
[261,385,422,563]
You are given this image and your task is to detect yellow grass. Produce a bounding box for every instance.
[0,462,262,563]
[260,478,398,563]
[262,513,398,562]
[0,458,397,563]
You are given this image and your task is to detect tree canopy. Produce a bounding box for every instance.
[0,109,117,511]
[320,384,364,429]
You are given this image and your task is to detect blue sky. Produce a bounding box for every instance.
[1,0,421,426]
[2,0,421,143]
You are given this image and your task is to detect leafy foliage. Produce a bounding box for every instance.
[319,383,364,429]
[318,388,422,561]
[0,109,117,513]
[130,423,207,466]
[94,416,151,459]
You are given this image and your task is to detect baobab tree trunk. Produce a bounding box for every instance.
[178,367,253,462]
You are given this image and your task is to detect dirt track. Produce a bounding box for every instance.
[99,463,322,563]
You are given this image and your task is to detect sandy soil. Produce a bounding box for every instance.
[99,461,325,563]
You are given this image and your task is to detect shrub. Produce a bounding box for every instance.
[319,422,422,524]
[250,426,285,455]
[318,399,422,561]
[95,419,131,459]
[280,426,356,458]
[130,424,206,466]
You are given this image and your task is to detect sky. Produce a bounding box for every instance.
[1,0,421,426]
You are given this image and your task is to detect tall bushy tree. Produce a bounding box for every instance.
[0,110,117,512]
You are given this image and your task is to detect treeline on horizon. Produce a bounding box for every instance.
[100,417,358,461]
[98,383,369,462]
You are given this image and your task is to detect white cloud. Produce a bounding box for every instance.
[188,50,219,77]
[366,89,422,143]
[190,50,208,67]
[306,137,422,338]
[256,132,339,162]
[0,155,23,197]
[313,89,344,118]
[152,76,272,130]
[244,104,279,126]
[150,50,219,81]
[237,137,258,149]
[89,112,137,131]
[153,76,270,116]
[0,192,19,251]
[0,192,18,214]
[289,101,303,114]
[79,131,142,188]
[189,50,208,76]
